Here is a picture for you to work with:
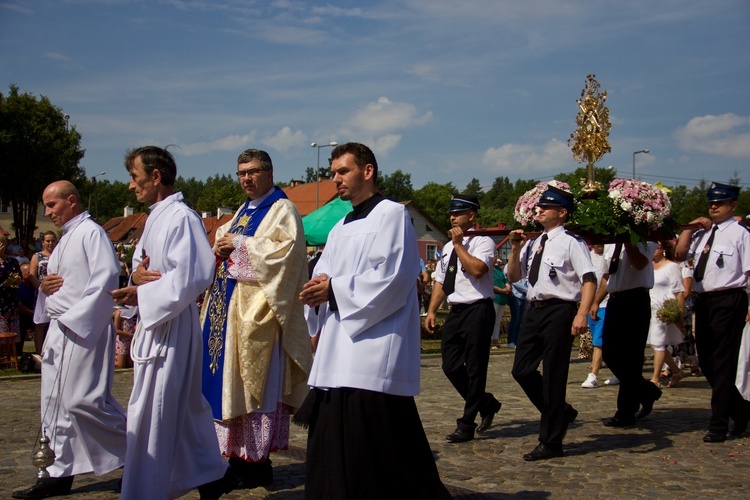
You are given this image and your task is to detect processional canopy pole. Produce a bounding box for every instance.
[567,74,612,192]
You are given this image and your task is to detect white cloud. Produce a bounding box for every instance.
[674,113,750,158]
[482,138,571,173]
[346,96,432,135]
[372,134,402,157]
[45,52,71,62]
[1,2,33,14]
[181,132,257,156]
[262,126,306,152]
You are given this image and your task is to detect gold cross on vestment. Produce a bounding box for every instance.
[237,214,251,228]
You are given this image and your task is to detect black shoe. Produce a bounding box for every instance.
[228,457,273,489]
[636,388,662,420]
[477,400,502,433]
[603,416,635,428]
[12,476,74,499]
[731,416,749,436]
[446,427,474,443]
[523,443,564,461]
[565,405,578,424]
[198,466,240,500]
[703,431,727,443]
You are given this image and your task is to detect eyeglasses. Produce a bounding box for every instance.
[236,168,269,179]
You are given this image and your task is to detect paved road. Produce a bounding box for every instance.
[3,350,749,498]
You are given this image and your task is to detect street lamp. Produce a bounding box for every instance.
[311,142,338,209]
[632,149,649,180]
[63,114,70,131]
[88,171,107,214]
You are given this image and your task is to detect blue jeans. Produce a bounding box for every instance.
[507,295,526,345]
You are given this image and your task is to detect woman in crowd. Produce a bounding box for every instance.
[29,230,56,354]
[648,240,686,388]
[0,234,22,349]
[113,306,137,369]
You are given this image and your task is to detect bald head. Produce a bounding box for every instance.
[43,180,84,227]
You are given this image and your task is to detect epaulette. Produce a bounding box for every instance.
[691,228,707,241]
[565,229,586,242]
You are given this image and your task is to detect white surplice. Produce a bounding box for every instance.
[42,211,127,477]
[305,199,421,396]
[121,192,227,500]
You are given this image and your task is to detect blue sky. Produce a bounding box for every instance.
[2,0,749,192]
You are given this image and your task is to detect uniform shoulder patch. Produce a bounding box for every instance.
[565,229,586,242]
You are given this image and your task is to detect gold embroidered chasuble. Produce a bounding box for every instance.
[201,198,312,421]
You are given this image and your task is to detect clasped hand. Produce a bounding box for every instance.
[299,273,330,308]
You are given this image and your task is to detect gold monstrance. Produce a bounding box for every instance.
[567,74,612,192]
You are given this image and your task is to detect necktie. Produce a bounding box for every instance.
[608,242,623,275]
[528,234,548,286]
[442,250,459,295]
[694,225,718,282]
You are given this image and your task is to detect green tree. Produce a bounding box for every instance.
[412,182,457,231]
[672,180,709,224]
[0,85,84,243]
[379,169,414,202]
[304,166,330,183]
[85,180,139,222]
[463,178,484,198]
[175,176,206,211]
[554,165,617,190]
[196,174,244,213]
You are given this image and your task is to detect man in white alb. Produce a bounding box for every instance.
[13,181,127,500]
[299,142,450,499]
[112,146,236,499]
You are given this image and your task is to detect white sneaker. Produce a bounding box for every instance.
[581,373,599,388]
[604,375,620,386]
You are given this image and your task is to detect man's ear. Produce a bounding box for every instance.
[363,163,375,181]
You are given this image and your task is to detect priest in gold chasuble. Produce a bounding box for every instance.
[200,149,312,487]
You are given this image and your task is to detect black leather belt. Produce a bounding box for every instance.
[528,298,575,309]
[698,287,744,298]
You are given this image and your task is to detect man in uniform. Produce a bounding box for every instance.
[507,185,595,460]
[300,142,449,499]
[425,194,502,442]
[13,181,127,499]
[675,182,750,442]
[112,146,235,499]
[200,149,312,487]
[600,236,660,427]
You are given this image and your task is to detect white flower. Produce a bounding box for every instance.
[609,190,620,199]
[646,212,654,223]
[621,201,632,211]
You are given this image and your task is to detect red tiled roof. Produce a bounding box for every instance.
[106,213,148,245]
[282,180,338,216]
[104,212,236,248]
[203,214,234,247]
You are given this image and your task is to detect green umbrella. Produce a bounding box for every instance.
[302,197,353,246]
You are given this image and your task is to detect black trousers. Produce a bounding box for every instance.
[441,298,498,431]
[305,388,451,500]
[602,288,660,420]
[695,288,749,434]
[512,300,577,448]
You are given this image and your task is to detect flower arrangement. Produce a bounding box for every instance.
[608,178,671,228]
[656,298,683,327]
[568,179,678,245]
[1,271,21,288]
[514,180,571,230]
[513,177,678,245]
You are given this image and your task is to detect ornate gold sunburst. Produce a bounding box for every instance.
[568,74,612,191]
